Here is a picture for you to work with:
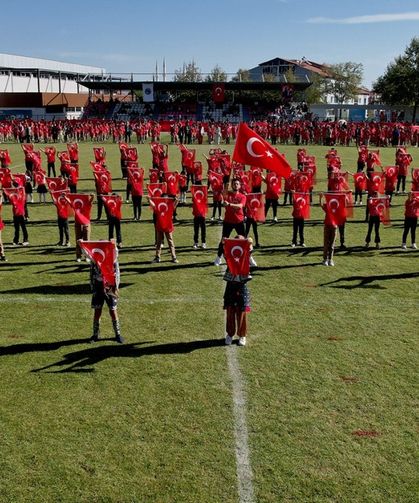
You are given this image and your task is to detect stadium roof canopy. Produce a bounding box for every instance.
[0,53,105,75]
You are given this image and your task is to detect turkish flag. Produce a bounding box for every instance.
[3,187,26,216]
[163,171,180,196]
[191,185,208,217]
[151,197,174,233]
[0,168,13,188]
[128,167,144,196]
[50,190,71,219]
[246,193,265,222]
[292,192,310,220]
[34,170,46,186]
[13,174,27,187]
[353,172,367,191]
[90,161,107,173]
[224,238,251,276]
[147,182,166,198]
[412,168,419,191]
[344,192,354,218]
[94,170,112,194]
[178,145,195,171]
[294,172,312,193]
[367,172,384,194]
[93,147,106,163]
[384,166,398,191]
[369,196,390,224]
[67,143,79,161]
[324,193,347,226]
[46,177,68,192]
[66,193,93,225]
[78,240,117,288]
[233,123,291,178]
[102,195,122,220]
[212,83,225,104]
[126,147,138,162]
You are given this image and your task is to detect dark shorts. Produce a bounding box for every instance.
[91,289,118,310]
[223,282,251,312]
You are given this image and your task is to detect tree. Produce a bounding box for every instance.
[298,73,327,105]
[324,62,363,104]
[174,61,202,82]
[205,65,227,82]
[373,38,419,122]
[231,68,251,82]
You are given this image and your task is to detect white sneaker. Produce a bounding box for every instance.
[300,243,306,247]
[76,258,81,263]
[214,256,222,266]
[193,243,198,249]
[210,217,215,222]
[22,241,29,247]
[249,255,257,267]
[238,337,246,347]
[412,243,417,249]
[273,217,278,222]
[202,243,207,249]
[328,260,335,267]
[322,260,329,266]
[359,201,363,206]
[402,243,407,249]
[291,243,296,248]
[225,335,233,345]
[85,258,91,263]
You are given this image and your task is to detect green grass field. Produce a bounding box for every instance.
[0,139,418,502]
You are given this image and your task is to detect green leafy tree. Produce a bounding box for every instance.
[324,62,363,104]
[373,37,419,122]
[298,73,327,105]
[231,68,251,82]
[174,61,202,82]
[205,65,227,82]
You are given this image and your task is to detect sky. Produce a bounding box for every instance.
[2,0,419,88]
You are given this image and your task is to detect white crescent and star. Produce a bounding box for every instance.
[230,245,244,262]
[91,248,106,262]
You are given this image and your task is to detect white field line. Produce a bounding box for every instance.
[226,344,255,503]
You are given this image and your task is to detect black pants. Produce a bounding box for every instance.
[402,217,417,244]
[292,218,304,245]
[212,201,222,219]
[217,221,246,257]
[366,216,380,244]
[385,189,394,204]
[69,184,77,194]
[48,162,56,177]
[58,217,69,244]
[397,175,406,192]
[338,224,345,245]
[282,192,292,205]
[97,195,106,220]
[265,198,278,218]
[108,217,122,245]
[126,182,132,201]
[13,215,28,244]
[193,216,206,244]
[354,189,363,203]
[132,195,142,220]
[245,219,259,246]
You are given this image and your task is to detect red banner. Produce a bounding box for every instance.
[94,170,112,194]
[212,83,225,104]
[102,195,122,220]
[224,238,251,276]
[324,193,347,226]
[66,193,93,225]
[292,192,310,220]
[127,167,144,196]
[78,240,117,288]
[233,123,291,178]
[151,197,174,233]
[245,193,265,222]
[191,185,208,217]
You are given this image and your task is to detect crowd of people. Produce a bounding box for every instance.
[1,117,418,148]
[0,135,418,345]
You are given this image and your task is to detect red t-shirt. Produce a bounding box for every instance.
[224,191,246,224]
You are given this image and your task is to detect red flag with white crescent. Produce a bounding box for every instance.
[212,83,225,104]
[78,240,117,288]
[233,123,292,178]
[352,172,367,191]
[46,177,68,192]
[369,196,391,225]
[151,197,174,233]
[245,193,265,222]
[367,172,385,194]
[147,182,166,198]
[51,190,71,219]
[93,170,112,194]
[93,147,106,163]
[90,161,107,173]
[191,185,208,217]
[3,187,26,216]
[102,195,122,220]
[324,193,347,226]
[128,167,144,196]
[163,171,180,196]
[66,193,93,225]
[292,192,310,220]
[224,238,251,276]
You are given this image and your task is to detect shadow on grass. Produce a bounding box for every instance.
[0,282,133,295]
[319,271,419,289]
[31,338,225,373]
